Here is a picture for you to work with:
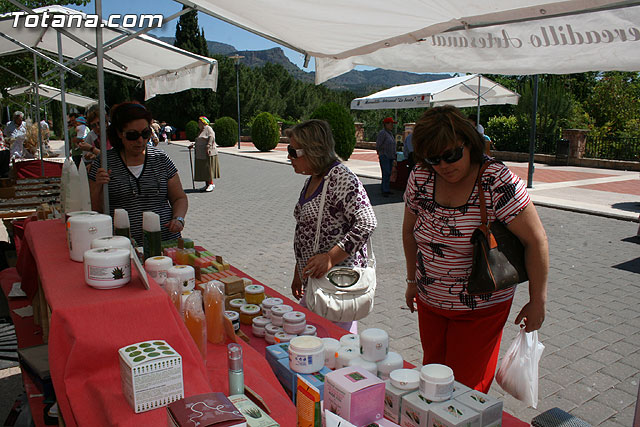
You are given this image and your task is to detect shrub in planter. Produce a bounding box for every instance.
[214,116,238,147]
[251,112,280,152]
[311,103,356,160]
[185,120,200,142]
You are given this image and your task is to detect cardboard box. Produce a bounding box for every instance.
[275,358,298,402]
[383,380,414,424]
[400,390,442,427]
[455,391,502,427]
[228,394,279,427]
[429,402,480,427]
[299,367,330,401]
[451,381,473,400]
[167,392,246,427]
[296,375,322,427]
[118,340,183,413]
[324,366,385,427]
[366,418,400,427]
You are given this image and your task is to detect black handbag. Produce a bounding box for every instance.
[467,161,528,295]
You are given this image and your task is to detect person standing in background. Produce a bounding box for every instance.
[376,117,397,197]
[4,111,27,160]
[190,116,219,192]
[403,128,415,171]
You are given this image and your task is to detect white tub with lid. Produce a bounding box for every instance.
[275,331,296,344]
[359,328,389,362]
[300,324,317,336]
[229,298,246,312]
[251,315,271,337]
[289,336,324,374]
[261,297,283,319]
[264,324,283,344]
[390,368,420,391]
[335,346,359,369]
[376,351,404,380]
[321,338,340,369]
[339,333,359,349]
[270,304,293,326]
[347,356,378,375]
[419,364,454,402]
[282,311,306,334]
[224,310,240,331]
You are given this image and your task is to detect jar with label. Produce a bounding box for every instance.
[335,346,359,369]
[274,331,296,344]
[261,297,283,320]
[224,311,240,332]
[229,298,247,313]
[239,304,261,325]
[300,324,317,336]
[282,311,306,335]
[340,333,360,349]
[376,351,404,380]
[359,328,389,362]
[288,336,324,374]
[245,284,266,305]
[251,316,271,337]
[270,304,293,326]
[419,364,454,402]
[265,324,283,344]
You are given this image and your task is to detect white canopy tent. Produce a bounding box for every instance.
[4,84,97,109]
[178,0,640,83]
[350,74,520,110]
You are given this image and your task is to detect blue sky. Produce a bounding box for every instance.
[75,0,318,70]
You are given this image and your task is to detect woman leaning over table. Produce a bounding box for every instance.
[89,102,188,245]
[288,120,377,333]
[402,105,548,393]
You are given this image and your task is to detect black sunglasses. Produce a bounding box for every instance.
[287,144,305,159]
[425,145,465,166]
[124,128,152,141]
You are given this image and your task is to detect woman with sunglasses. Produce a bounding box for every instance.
[190,116,219,192]
[89,102,188,245]
[402,105,548,393]
[287,120,377,332]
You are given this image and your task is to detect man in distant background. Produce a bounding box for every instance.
[4,111,27,160]
[376,116,397,197]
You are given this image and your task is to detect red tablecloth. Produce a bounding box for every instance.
[14,160,63,179]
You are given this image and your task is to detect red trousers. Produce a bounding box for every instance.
[417,298,513,393]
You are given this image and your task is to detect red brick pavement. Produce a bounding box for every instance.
[507,166,616,183]
[577,179,640,196]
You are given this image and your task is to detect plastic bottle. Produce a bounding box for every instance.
[142,211,161,260]
[228,343,244,395]
[165,278,182,315]
[114,209,131,241]
[184,291,207,363]
[204,281,226,344]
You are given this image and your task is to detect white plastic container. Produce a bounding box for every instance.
[167,265,195,291]
[359,328,389,362]
[282,311,306,335]
[91,235,132,250]
[68,212,113,262]
[251,316,271,337]
[229,298,247,313]
[335,346,359,369]
[376,351,404,380]
[347,356,378,375]
[274,331,296,344]
[265,324,283,344]
[321,338,341,369]
[339,333,360,349]
[261,297,283,320]
[224,311,240,332]
[288,336,324,374]
[300,325,317,336]
[390,368,420,390]
[143,256,173,286]
[83,248,131,289]
[419,364,454,402]
[270,304,293,326]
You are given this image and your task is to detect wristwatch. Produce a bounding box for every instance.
[406,278,417,285]
[173,216,185,226]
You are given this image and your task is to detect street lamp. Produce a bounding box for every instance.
[229,54,244,149]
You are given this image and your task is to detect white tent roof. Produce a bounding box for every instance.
[179,0,640,83]
[4,84,97,108]
[0,5,218,99]
[351,74,520,110]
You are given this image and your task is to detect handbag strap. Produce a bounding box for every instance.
[312,176,374,263]
[475,160,499,249]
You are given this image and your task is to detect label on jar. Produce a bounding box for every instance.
[88,264,130,281]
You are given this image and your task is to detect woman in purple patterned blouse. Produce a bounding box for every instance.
[287,120,377,332]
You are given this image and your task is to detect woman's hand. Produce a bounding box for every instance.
[514,299,546,332]
[302,253,333,279]
[291,271,303,300]
[165,219,184,233]
[405,282,418,313]
[78,141,93,151]
[95,168,111,185]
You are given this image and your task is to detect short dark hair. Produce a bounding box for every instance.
[412,105,485,169]
[107,102,152,151]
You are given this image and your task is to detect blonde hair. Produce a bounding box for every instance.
[286,120,340,175]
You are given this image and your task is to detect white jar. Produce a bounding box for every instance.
[275,331,296,344]
[261,297,283,320]
[335,346,359,369]
[229,298,247,313]
[265,324,283,344]
[347,356,378,375]
[339,333,360,349]
[224,310,240,331]
[376,351,404,380]
[143,255,173,286]
[251,316,271,337]
[68,213,113,262]
[91,235,132,250]
[289,336,324,374]
[282,311,306,335]
[360,328,389,362]
[270,304,293,326]
[390,368,420,391]
[300,325,317,336]
[167,265,195,291]
[83,248,131,289]
[321,338,341,369]
[419,364,454,402]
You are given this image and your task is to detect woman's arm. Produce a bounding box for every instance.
[506,202,549,332]
[402,206,418,312]
[165,173,188,233]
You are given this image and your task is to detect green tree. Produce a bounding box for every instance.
[311,103,356,160]
[584,72,640,135]
[251,112,279,151]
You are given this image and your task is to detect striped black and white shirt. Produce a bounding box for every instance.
[89,146,181,245]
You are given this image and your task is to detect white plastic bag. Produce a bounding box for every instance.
[496,328,545,408]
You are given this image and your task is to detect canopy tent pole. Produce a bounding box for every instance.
[527,75,539,189]
[32,52,44,177]
[95,0,109,213]
[476,75,481,129]
[0,32,81,78]
[57,31,70,158]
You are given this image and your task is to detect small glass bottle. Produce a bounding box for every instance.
[228,343,244,396]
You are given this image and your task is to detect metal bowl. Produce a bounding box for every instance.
[327,268,360,288]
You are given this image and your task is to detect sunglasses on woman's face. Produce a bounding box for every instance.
[287,144,305,159]
[124,128,152,141]
[425,145,465,166]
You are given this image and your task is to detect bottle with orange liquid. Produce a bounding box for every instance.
[184,290,207,362]
[204,280,226,344]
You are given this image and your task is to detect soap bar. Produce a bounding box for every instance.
[220,275,245,295]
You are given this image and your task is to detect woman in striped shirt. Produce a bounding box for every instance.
[89,102,188,245]
[402,106,548,393]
